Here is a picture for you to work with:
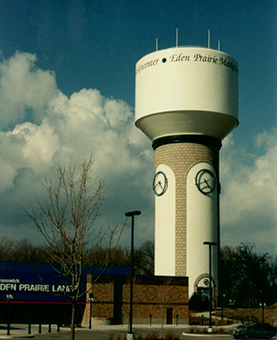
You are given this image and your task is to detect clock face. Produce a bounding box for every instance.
[195,169,216,195]
[153,171,168,196]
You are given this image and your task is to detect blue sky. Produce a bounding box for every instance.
[0,0,276,255]
[0,1,276,146]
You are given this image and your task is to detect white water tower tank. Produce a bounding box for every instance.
[135,46,238,141]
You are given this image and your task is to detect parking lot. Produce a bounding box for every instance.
[1,324,277,340]
[0,324,236,340]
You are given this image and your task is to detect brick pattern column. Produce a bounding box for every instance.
[155,142,219,276]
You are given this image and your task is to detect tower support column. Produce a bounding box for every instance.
[153,136,221,296]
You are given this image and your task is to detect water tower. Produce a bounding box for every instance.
[135,45,238,297]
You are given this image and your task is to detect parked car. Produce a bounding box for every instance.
[230,323,277,339]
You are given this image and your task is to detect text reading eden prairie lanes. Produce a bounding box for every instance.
[136,53,238,74]
[0,282,74,293]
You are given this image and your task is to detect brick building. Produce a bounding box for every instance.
[83,275,189,326]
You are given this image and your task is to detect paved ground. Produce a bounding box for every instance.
[1,324,277,340]
[0,325,235,340]
[0,324,234,340]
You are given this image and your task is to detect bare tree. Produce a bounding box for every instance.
[0,237,14,261]
[135,240,154,275]
[85,245,130,267]
[26,156,120,340]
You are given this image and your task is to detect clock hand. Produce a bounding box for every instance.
[199,179,210,186]
[154,181,163,189]
[204,179,211,188]
[158,181,163,189]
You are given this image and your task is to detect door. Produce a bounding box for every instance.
[166,308,173,324]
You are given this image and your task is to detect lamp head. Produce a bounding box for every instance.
[125,211,141,217]
[203,241,217,246]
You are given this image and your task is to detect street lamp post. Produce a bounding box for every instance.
[125,210,141,339]
[89,293,94,329]
[203,241,217,332]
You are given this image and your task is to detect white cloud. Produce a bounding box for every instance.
[0,52,58,127]
[104,99,132,128]
[0,52,154,245]
[220,130,277,254]
[0,161,17,192]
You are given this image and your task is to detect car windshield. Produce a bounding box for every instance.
[237,325,247,329]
